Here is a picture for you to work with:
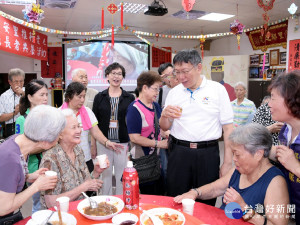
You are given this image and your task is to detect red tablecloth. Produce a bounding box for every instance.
[15,195,250,225]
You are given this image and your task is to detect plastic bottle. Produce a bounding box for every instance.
[123,161,139,210]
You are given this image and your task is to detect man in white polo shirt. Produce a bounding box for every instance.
[159,49,233,206]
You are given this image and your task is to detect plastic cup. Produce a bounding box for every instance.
[182,199,195,215]
[45,171,57,177]
[56,196,70,212]
[97,154,108,168]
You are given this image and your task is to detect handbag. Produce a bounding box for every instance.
[130,104,161,184]
[0,210,23,225]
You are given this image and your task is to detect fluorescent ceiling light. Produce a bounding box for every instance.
[117,2,147,14]
[198,13,235,22]
[0,0,36,5]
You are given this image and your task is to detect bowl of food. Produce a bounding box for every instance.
[77,195,124,221]
[31,210,77,225]
[112,213,139,225]
[140,208,185,225]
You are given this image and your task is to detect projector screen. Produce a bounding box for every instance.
[64,41,149,92]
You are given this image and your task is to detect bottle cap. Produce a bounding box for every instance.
[127,161,133,168]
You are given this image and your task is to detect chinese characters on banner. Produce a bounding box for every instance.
[152,46,172,67]
[246,21,288,51]
[288,39,300,71]
[0,15,48,61]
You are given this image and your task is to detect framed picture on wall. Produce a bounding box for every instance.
[249,67,259,78]
[259,53,269,64]
[270,49,279,66]
[250,55,259,66]
[280,52,286,65]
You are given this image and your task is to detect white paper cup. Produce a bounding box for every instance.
[182,198,195,215]
[97,154,107,168]
[56,196,70,212]
[45,171,57,177]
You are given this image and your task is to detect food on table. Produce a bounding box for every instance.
[144,213,184,225]
[83,202,118,216]
[50,221,66,225]
[120,220,136,225]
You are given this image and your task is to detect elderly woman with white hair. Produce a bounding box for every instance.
[40,109,109,209]
[0,105,64,224]
[174,123,289,225]
[231,81,256,127]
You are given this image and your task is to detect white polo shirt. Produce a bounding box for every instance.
[164,76,233,142]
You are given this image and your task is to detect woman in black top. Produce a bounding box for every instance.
[93,62,135,195]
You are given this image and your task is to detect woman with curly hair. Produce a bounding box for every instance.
[268,71,300,223]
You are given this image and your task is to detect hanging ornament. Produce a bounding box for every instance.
[182,0,195,12]
[101,7,104,29]
[121,2,124,28]
[257,0,275,12]
[288,3,298,16]
[22,3,44,43]
[230,19,245,50]
[199,36,206,59]
[107,2,118,46]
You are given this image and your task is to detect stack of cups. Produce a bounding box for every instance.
[56,196,70,212]
[182,199,195,215]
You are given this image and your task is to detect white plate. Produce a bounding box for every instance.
[112,213,138,225]
[77,195,124,221]
[140,208,185,225]
[31,210,77,225]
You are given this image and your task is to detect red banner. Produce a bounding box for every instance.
[0,15,47,61]
[288,39,300,72]
[246,21,288,51]
[41,47,62,78]
[152,47,172,67]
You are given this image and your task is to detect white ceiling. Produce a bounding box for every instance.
[0,0,295,39]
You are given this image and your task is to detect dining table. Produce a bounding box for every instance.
[15,194,250,225]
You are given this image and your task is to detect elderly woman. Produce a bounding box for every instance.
[175,123,289,225]
[40,109,108,209]
[61,82,123,173]
[0,105,64,223]
[126,71,168,195]
[15,79,48,213]
[93,62,135,195]
[268,72,300,223]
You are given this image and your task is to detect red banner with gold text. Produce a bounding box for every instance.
[246,21,288,51]
[288,39,300,72]
[0,15,48,61]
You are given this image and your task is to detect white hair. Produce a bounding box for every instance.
[234,81,247,90]
[24,105,66,142]
[61,108,76,118]
[71,68,87,79]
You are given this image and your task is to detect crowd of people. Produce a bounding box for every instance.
[0,49,299,225]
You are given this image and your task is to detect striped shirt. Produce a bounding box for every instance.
[108,97,119,141]
[231,98,256,127]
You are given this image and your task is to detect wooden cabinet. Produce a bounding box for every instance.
[248,80,271,108]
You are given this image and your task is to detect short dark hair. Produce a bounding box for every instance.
[136,71,162,93]
[173,49,202,66]
[105,62,126,78]
[19,79,48,115]
[268,71,300,119]
[65,82,87,103]
[158,63,173,75]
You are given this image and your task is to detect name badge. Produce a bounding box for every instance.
[109,120,118,129]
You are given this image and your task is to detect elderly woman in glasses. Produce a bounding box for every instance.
[126,71,168,195]
[174,123,289,225]
[0,105,64,223]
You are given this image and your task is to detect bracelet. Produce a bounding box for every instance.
[155,140,158,148]
[243,208,255,222]
[191,188,200,198]
[105,140,109,148]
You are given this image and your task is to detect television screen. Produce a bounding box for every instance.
[64,41,149,91]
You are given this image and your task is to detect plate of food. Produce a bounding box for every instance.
[140,208,185,225]
[77,195,124,221]
[30,210,77,225]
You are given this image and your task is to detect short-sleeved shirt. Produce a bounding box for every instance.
[84,87,98,109]
[0,88,23,124]
[77,106,98,162]
[126,100,162,156]
[231,98,256,127]
[15,109,29,135]
[164,76,233,142]
[39,144,91,209]
[0,134,27,194]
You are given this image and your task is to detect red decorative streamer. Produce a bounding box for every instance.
[111,24,114,46]
[101,7,104,29]
[121,2,124,28]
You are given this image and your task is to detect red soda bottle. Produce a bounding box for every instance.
[123,161,139,210]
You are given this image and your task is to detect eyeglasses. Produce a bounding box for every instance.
[110,72,123,77]
[12,80,24,84]
[149,87,160,93]
[173,67,194,76]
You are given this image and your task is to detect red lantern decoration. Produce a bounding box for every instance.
[101,7,104,29]
[121,2,124,28]
[182,0,195,12]
[107,3,118,47]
